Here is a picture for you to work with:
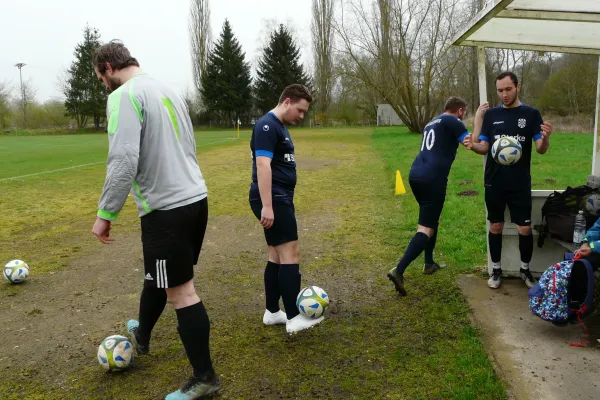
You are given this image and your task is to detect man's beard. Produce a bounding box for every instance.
[106,76,122,93]
[504,93,518,107]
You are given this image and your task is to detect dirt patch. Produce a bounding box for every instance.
[458,190,479,197]
[295,155,340,171]
[0,211,338,391]
[459,180,473,186]
[586,315,600,348]
[545,178,556,185]
[0,232,144,385]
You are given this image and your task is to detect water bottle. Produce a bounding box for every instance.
[573,210,586,248]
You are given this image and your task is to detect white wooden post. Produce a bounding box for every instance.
[478,47,487,105]
[477,47,494,275]
[478,47,488,170]
[592,57,600,175]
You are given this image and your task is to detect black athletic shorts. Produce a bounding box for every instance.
[249,184,298,246]
[409,178,447,229]
[485,184,531,226]
[140,197,208,289]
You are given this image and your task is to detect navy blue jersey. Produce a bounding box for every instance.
[251,112,296,192]
[409,114,469,182]
[479,104,543,188]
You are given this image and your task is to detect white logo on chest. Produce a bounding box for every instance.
[494,134,526,142]
[518,118,526,129]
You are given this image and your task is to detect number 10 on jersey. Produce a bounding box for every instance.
[421,129,435,151]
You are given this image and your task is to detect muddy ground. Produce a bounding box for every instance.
[0,155,341,393]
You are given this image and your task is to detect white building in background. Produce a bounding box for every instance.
[377,104,405,126]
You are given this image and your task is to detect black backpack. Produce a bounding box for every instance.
[538,185,600,248]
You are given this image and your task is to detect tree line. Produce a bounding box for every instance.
[1,0,597,132]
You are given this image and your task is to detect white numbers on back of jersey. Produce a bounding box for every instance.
[420,129,435,151]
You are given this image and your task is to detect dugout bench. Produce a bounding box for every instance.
[492,177,600,277]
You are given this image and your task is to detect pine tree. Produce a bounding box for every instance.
[254,24,311,114]
[201,19,252,123]
[64,25,106,129]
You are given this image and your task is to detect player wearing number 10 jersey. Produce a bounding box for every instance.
[387,97,485,296]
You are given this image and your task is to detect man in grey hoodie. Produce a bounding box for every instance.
[91,40,219,400]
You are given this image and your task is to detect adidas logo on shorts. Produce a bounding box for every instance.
[145,273,154,281]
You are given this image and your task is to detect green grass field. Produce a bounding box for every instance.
[0,127,592,399]
[0,130,241,180]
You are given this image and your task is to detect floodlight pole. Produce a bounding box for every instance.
[14,63,27,129]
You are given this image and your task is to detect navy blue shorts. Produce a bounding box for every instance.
[249,184,298,246]
[485,184,531,226]
[409,178,447,229]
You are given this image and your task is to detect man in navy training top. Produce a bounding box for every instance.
[469,71,553,290]
[249,84,323,334]
[388,97,485,296]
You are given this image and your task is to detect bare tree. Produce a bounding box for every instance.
[312,0,335,119]
[0,81,12,100]
[0,81,12,129]
[42,99,71,128]
[334,53,381,121]
[55,69,70,101]
[189,0,212,97]
[333,0,470,132]
[11,80,37,128]
[481,48,554,108]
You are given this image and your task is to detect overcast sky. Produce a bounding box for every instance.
[1,0,313,102]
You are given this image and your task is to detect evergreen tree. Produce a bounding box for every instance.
[64,25,106,129]
[201,19,252,123]
[254,24,311,114]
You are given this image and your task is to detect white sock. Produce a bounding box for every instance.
[492,262,501,270]
[521,262,529,270]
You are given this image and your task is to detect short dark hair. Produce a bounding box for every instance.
[278,84,313,104]
[496,71,519,86]
[93,40,140,74]
[444,96,467,113]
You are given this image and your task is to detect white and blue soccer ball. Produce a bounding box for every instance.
[491,136,522,166]
[97,335,134,371]
[585,193,600,216]
[3,260,29,284]
[296,285,330,319]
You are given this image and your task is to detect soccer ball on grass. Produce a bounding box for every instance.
[296,285,330,319]
[97,335,134,371]
[3,260,29,284]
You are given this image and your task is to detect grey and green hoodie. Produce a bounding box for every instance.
[97,72,207,221]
